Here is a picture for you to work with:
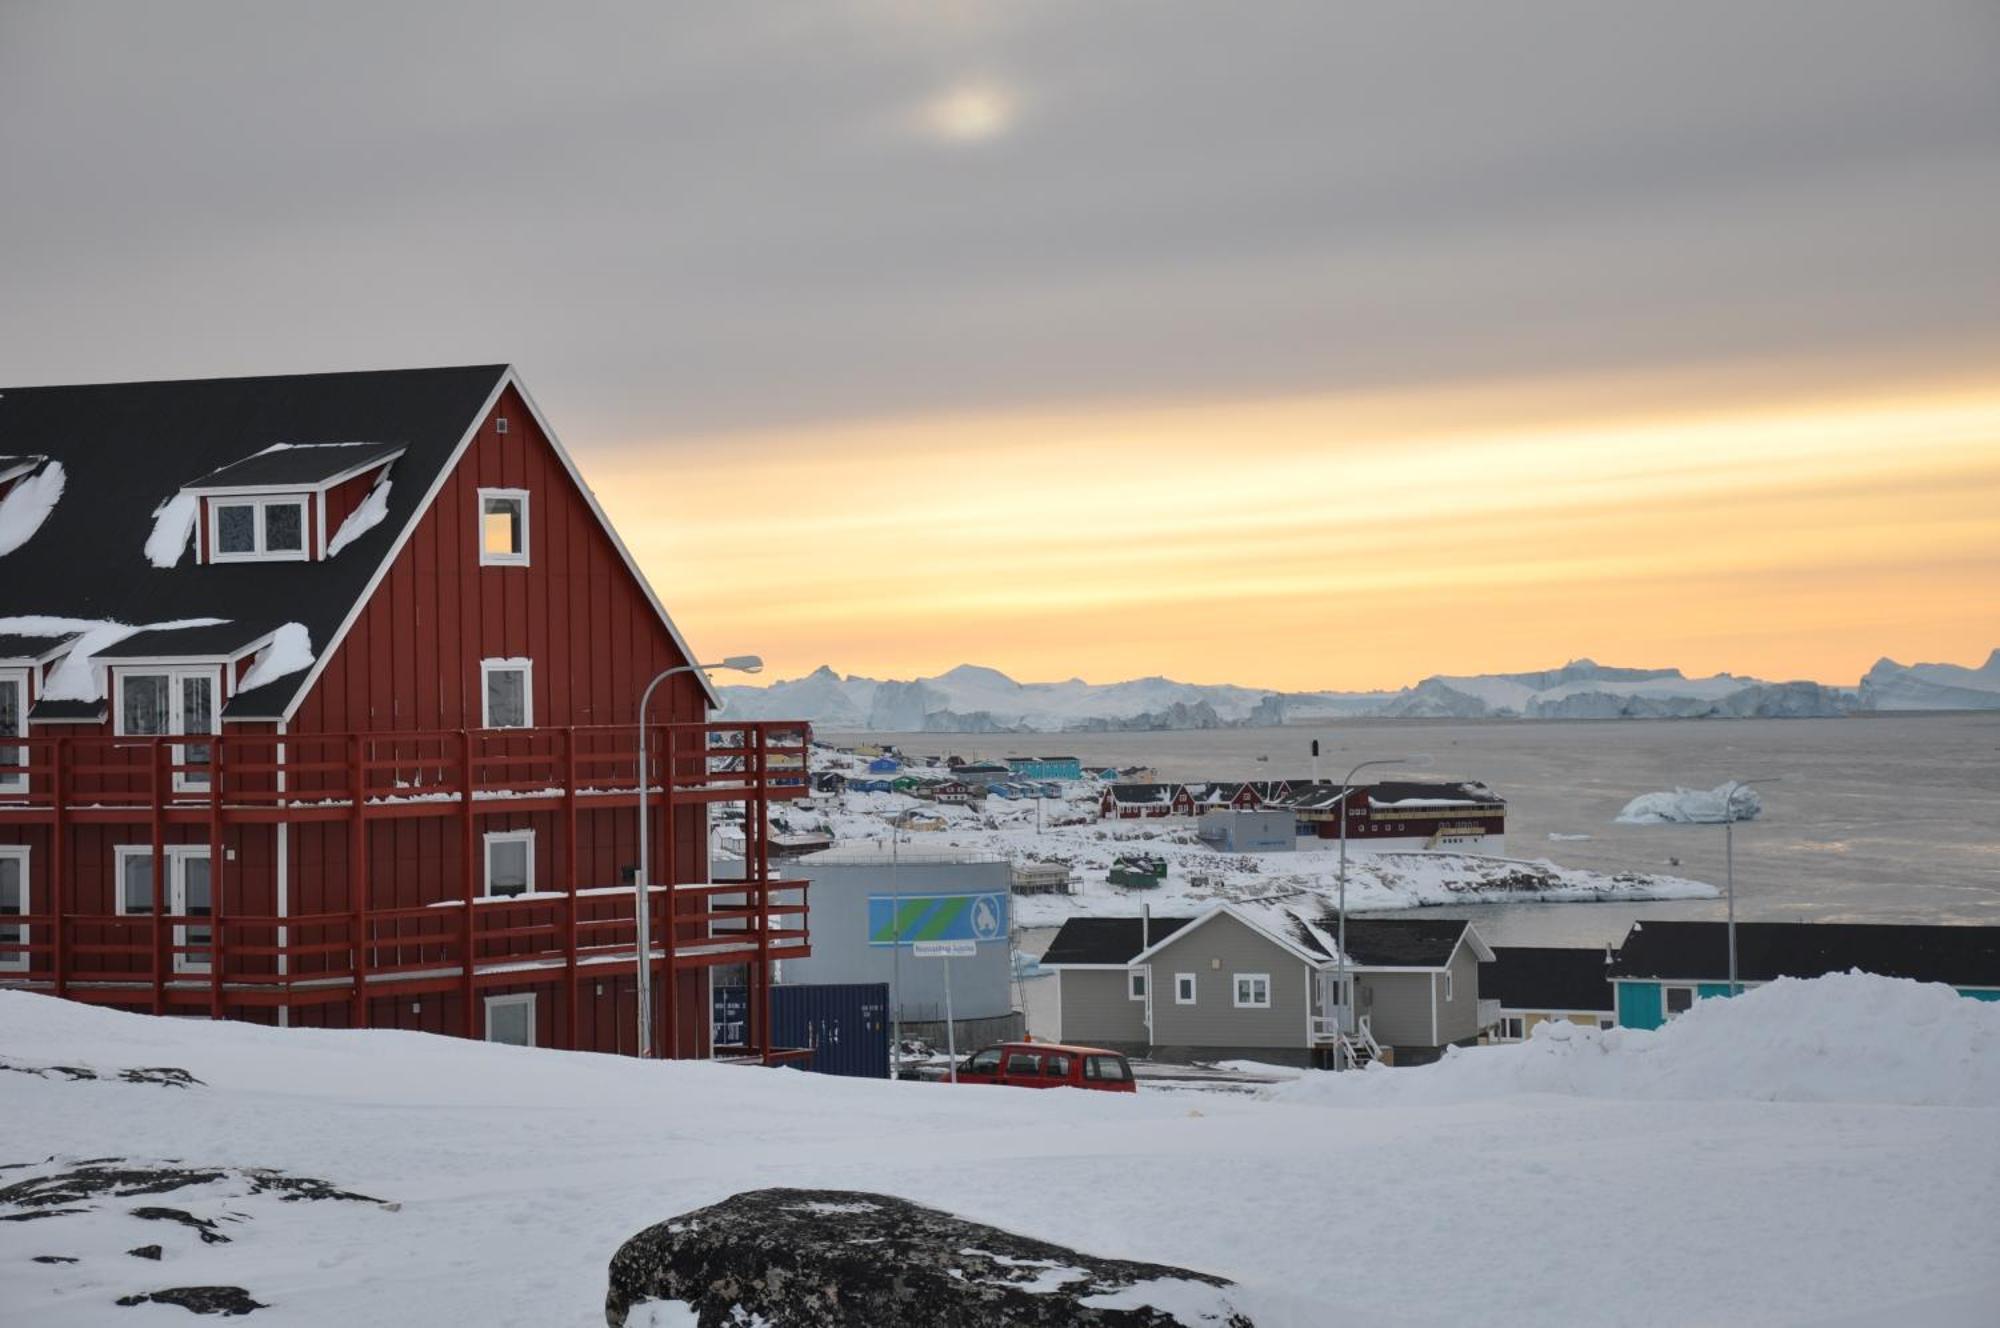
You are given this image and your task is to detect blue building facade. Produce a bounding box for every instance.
[1007,756,1083,780]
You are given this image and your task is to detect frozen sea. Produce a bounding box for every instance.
[830,712,2000,947]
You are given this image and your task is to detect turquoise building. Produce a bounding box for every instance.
[1607,920,2000,1029]
[1006,755,1083,780]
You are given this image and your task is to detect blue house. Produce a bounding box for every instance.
[1007,755,1084,781]
[866,756,900,774]
[1607,920,2000,1029]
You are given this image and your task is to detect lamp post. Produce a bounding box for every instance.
[1334,753,1430,1068]
[1716,777,1779,997]
[633,655,762,1060]
[888,807,917,1080]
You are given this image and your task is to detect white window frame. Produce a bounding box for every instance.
[477,487,531,566]
[1174,972,1197,1005]
[0,844,29,973]
[113,666,222,794]
[484,992,536,1046]
[1233,972,1272,1009]
[208,495,310,563]
[1442,970,1455,1002]
[1663,984,1698,1018]
[0,668,27,794]
[482,829,535,899]
[113,844,214,975]
[1128,969,1147,1001]
[479,658,533,729]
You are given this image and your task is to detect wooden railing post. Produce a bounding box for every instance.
[754,726,772,1065]
[51,736,67,999]
[208,735,225,1020]
[661,721,678,1058]
[459,729,477,1038]
[561,726,578,1051]
[349,733,369,1030]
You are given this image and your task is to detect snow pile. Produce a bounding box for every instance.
[236,622,314,692]
[325,476,392,557]
[1615,781,1761,825]
[0,615,229,701]
[0,459,65,555]
[1273,973,2000,1109]
[144,491,200,568]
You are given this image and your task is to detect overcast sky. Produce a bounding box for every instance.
[5,3,1998,686]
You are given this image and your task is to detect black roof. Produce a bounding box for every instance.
[1107,782,1178,803]
[1367,780,1503,806]
[1041,915,1194,965]
[0,632,68,661]
[187,441,407,490]
[94,622,274,659]
[1291,913,1474,966]
[0,366,507,719]
[1608,921,2000,987]
[1486,947,1615,1012]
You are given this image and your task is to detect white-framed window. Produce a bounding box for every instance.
[1128,970,1147,1001]
[1598,1017,1615,1030]
[1496,1016,1526,1041]
[114,845,213,975]
[209,495,309,562]
[1442,970,1455,1002]
[480,658,532,729]
[485,992,536,1046]
[478,488,530,566]
[0,669,26,793]
[115,667,220,793]
[0,844,28,972]
[1233,973,1271,1009]
[1664,985,1697,1017]
[483,829,534,898]
[1174,972,1197,1005]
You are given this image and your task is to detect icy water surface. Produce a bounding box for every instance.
[834,712,2000,947]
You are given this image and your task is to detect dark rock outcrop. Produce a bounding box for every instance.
[0,1057,203,1087]
[129,1244,164,1260]
[0,1161,379,1214]
[116,1286,267,1316]
[606,1187,1253,1327]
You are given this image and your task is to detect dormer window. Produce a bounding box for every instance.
[211,496,308,561]
[479,488,529,566]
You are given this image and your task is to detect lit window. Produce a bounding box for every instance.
[479,489,529,565]
[117,668,218,792]
[483,830,534,898]
[480,659,532,729]
[485,992,535,1046]
[1233,973,1271,1008]
[210,497,309,561]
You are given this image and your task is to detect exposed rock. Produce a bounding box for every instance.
[0,1058,203,1088]
[606,1187,1253,1327]
[0,1161,379,1214]
[32,1255,79,1264]
[131,1206,233,1244]
[129,1244,164,1260]
[116,1287,267,1316]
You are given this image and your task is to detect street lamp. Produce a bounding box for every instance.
[1714,776,1779,997]
[633,655,762,1059]
[1333,753,1431,1068]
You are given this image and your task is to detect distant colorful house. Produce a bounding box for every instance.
[866,756,900,774]
[1098,783,1193,819]
[1607,921,2000,1029]
[1284,781,1505,854]
[1006,756,1082,781]
[1483,946,1616,1041]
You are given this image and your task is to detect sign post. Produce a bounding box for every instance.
[912,938,976,1082]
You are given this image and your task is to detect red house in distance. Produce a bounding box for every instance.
[0,365,809,1060]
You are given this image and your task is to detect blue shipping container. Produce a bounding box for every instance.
[712,983,890,1079]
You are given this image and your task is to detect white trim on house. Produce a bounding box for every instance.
[1036,961,1130,971]
[479,657,533,729]
[0,668,27,793]
[1127,969,1147,1001]
[206,495,311,563]
[112,664,223,793]
[1174,972,1197,1005]
[1233,972,1272,1009]
[482,829,535,898]
[0,843,29,972]
[484,991,536,1046]
[476,487,531,567]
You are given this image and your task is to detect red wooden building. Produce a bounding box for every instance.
[0,365,809,1059]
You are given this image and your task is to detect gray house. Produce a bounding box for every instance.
[1040,904,1495,1067]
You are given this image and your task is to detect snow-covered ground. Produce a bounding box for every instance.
[5,975,1997,1326]
[773,750,1716,930]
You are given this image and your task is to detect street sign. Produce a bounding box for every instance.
[911,939,977,958]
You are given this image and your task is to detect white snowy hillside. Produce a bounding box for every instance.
[6,976,1997,1326]
[717,658,1864,732]
[1859,650,2000,711]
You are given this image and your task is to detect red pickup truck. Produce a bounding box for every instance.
[955,1041,1137,1093]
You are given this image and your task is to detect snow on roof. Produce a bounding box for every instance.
[187,441,407,490]
[145,492,200,568]
[325,475,392,557]
[0,459,65,556]
[0,614,230,702]
[236,623,316,693]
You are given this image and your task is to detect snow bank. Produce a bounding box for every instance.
[144,491,200,567]
[0,459,65,555]
[325,476,392,557]
[1271,973,2000,1109]
[237,622,314,692]
[1615,781,1762,825]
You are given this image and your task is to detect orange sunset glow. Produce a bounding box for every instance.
[590,372,2000,692]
